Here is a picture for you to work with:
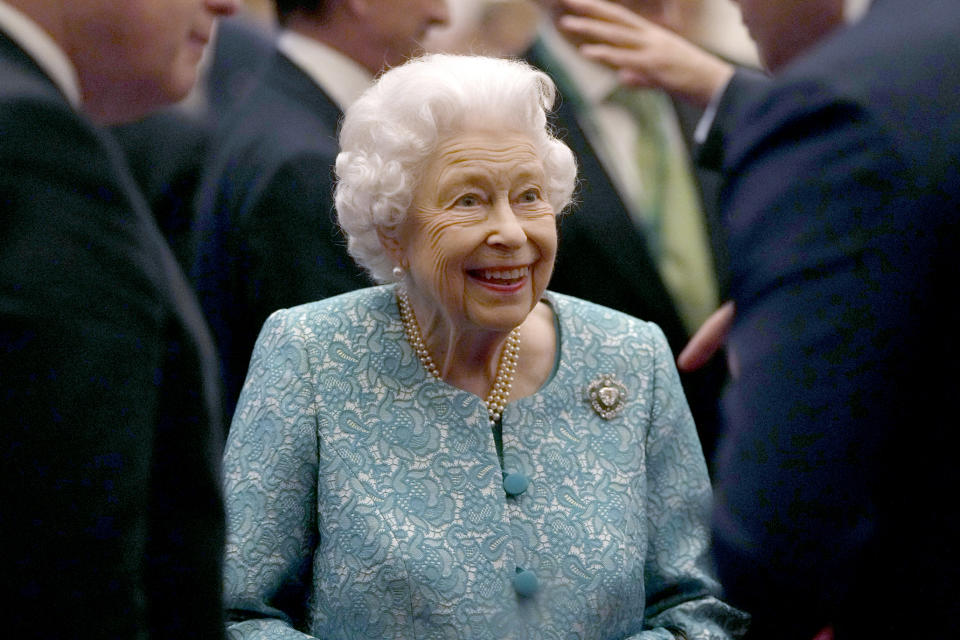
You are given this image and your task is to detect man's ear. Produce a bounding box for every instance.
[377,226,405,266]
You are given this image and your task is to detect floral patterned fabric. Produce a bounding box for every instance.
[223,285,748,640]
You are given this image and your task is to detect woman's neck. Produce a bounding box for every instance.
[403,290,556,402]
[417,307,513,400]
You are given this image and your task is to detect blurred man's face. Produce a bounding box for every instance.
[734,0,844,71]
[363,0,450,70]
[64,0,237,123]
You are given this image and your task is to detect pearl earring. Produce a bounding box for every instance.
[392,265,405,280]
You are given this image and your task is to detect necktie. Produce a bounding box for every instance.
[606,85,718,333]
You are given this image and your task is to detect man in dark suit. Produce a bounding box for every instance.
[192,0,449,414]
[0,0,236,637]
[710,0,960,636]
[563,0,960,636]
[526,0,729,460]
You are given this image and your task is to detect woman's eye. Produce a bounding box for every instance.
[455,194,480,207]
[519,189,540,203]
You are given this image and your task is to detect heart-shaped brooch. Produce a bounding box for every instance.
[585,374,628,420]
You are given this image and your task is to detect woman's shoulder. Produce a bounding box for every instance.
[543,292,680,404]
[260,285,397,338]
[544,290,668,343]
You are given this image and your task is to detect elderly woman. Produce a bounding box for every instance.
[222,54,747,639]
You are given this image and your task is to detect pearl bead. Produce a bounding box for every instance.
[396,288,520,426]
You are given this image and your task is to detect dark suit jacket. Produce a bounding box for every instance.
[191,51,373,415]
[695,66,769,175]
[712,0,960,636]
[111,108,211,270]
[525,40,727,462]
[205,14,277,122]
[693,66,769,296]
[0,33,225,639]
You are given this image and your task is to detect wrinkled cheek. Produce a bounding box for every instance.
[415,217,465,315]
[429,257,458,311]
[534,216,559,258]
[532,218,558,296]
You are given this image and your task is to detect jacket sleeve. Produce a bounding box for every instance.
[629,325,749,640]
[223,310,322,640]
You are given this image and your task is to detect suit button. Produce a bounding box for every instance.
[502,472,529,496]
[512,568,539,597]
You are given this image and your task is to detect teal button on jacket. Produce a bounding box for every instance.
[223,285,747,639]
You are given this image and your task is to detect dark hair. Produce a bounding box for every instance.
[273,0,330,26]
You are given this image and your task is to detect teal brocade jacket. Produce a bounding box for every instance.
[223,286,748,640]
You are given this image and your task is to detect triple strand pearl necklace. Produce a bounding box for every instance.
[396,289,520,426]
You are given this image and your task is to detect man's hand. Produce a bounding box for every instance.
[558,0,734,108]
[677,301,735,373]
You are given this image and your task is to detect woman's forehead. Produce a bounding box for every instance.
[431,130,540,165]
[429,136,545,185]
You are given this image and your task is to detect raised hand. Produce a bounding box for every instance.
[558,0,733,108]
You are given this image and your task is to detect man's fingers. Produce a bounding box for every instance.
[561,0,650,27]
[677,301,736,372]
[558,15,649,48]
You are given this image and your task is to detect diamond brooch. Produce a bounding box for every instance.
[585,374,628,420]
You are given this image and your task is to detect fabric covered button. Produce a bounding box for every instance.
[512,568,539,597]
[502,472,529,496]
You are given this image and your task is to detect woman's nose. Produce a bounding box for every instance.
[487,198,527,248]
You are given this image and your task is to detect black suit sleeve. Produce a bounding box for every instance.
[712,77,958,636]
[1,95,224,639]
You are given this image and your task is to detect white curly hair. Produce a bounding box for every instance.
[334,53,578,284]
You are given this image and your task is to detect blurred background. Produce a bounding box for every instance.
[420,0,760,65]
[238,0,761,66]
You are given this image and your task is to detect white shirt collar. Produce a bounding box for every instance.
[537,19,619,107]
[693,73,732,145]
[277,30,374,112]
[845,0,873,23]
[0,1,81,108]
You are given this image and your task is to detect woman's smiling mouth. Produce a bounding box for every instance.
[467,265,531,289]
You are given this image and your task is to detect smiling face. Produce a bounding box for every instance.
[391,129,557,336]
[63,0,236,123]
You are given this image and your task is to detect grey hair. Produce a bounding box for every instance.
[334,53,577,284]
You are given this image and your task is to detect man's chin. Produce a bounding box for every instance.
[86,75,197,125]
